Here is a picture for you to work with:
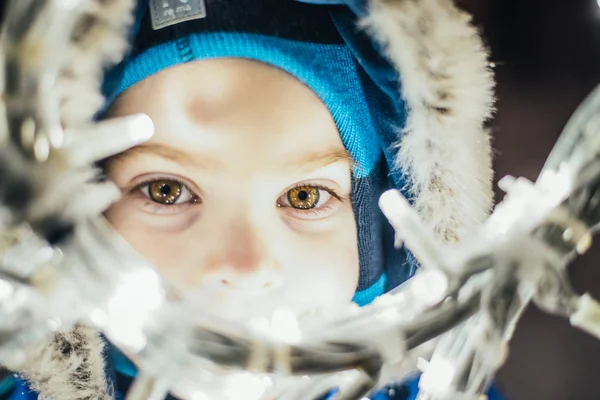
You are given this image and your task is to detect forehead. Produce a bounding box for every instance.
[110,58,347,167]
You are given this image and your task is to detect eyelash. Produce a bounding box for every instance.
[127,178,345,219]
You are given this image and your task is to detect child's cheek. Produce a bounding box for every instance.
[104,198,359,315]
[281,210,359,310]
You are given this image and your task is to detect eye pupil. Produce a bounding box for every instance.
[297,190,308,201]
[159,184,171,195]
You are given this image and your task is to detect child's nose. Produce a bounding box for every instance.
[218,266,283,292]
[202,220,283,292]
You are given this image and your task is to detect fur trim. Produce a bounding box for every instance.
[6,325,112,400]
[361,0,495,242]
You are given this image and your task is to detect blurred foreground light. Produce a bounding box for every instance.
[222,373,272,400]
[419,359,456,395]
[105,269,164,352]
[0,280,14,302]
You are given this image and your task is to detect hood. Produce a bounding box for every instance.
[4,0,495,398]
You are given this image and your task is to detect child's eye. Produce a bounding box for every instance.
[138,179,199,205]
[277,184,343,221]
[285,185,331,210]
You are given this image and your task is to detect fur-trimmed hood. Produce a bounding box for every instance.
[3,0,495,398]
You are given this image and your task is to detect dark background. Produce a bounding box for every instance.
[1,0,600,399]
[459,0,600,400]
[461,0,600,399]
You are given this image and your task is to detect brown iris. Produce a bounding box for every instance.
[287,186,320,209]
[149,180,182,204]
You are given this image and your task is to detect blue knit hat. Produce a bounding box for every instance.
[101,0,416,307]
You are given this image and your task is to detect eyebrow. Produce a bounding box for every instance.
[108,143,354,172]
[108,143,221,170]
[283,148,355,173]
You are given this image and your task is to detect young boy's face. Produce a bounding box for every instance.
[104,59,359,323]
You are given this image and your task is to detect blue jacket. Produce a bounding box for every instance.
[1,340,505,400]
[4,361,505,400]
[5,378,504,400]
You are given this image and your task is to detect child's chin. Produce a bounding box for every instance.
[212,304,315,325]
[202,302,335,331]
[184,287,351,329]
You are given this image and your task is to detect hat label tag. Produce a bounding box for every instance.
[150,0,207,31]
